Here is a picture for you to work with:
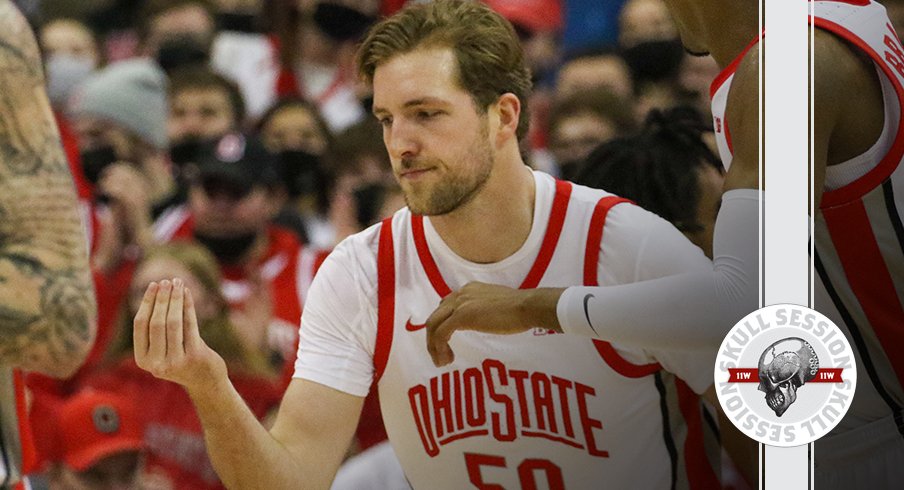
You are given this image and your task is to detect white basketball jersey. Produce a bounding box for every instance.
[372,178,719,489]
[710,0,904,451]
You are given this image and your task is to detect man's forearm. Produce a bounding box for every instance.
[557,190,760,349]
[0,0,96,376]
[187,377,313,489]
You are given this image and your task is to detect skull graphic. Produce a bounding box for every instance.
[757,338,819,417]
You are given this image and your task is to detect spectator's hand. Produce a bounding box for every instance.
[97,163,153,249]
[134,279,227,390]
[92,205,128,273]
[425,282,563,367]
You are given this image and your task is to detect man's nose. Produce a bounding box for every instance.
[385,118,419,160]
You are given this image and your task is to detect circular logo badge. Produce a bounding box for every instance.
[713,304,857,447]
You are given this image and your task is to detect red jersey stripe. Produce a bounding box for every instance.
[374,219,396,384]
[582,195,662,377]
[411,180,573,297]
[583,196,632,285]
[675,379,721,490]
[521,180,572,288]
[823,200,904,386]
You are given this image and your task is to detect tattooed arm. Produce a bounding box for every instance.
[0,1,96,377]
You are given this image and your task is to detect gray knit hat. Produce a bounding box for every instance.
[69,59,169,150]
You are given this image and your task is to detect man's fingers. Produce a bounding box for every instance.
[133,282,159,357]
[147,279,172,360]
[425,302,455,337]
[428,313,469,367]
[166,278,185,358]
[183,287,203,350]
[425,300,456,364]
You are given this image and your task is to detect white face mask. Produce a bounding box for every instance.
[45,53,96,106]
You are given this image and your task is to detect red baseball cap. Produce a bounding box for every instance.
[484,0,564,33]
[58,390,145,471]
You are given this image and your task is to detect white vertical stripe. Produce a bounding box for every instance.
[759,1,765,484]
[763,0,811,487]
[297,247,317,304]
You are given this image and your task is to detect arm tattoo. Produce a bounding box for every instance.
[0,1,96,375]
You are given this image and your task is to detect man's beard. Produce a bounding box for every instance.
[403,123,494,216]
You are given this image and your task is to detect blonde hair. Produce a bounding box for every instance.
[107,242,272,377]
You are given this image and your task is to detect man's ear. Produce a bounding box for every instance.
[494,92,521,145]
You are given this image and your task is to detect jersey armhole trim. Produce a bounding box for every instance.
[583,196,663,378]
[373,219,395,385]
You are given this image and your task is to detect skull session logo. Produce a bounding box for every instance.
[714,305,857,447]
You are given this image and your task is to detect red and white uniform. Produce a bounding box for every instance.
[711,0,904,483]
[297,172,721,489]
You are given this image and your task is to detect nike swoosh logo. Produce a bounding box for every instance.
[405,318,427,332]
[582,293,601,337]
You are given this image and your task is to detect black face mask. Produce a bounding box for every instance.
[621,39,685,84]
[170,137,207,166]
[80,145,118,184]
[216,12,258,33]
[156,34,210,73]
[194,231,258,265]
[279,149,323,198]
[353,183,385,229]
[312,2,375,42]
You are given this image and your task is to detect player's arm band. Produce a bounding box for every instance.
[557,188,760,349]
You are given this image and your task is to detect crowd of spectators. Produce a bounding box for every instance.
[17,0,781,487]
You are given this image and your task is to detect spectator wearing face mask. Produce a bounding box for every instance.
[68,59,183,272]
[547,90,636,180]
[37,17,103,227]
[258,98,333,247]
[167,67,247,178]
[157,132,328,386]
[277,0,379,131]
[617,0,686,121]
[138,0,218,74]
[39,17,102,110]
[60,59,187,387]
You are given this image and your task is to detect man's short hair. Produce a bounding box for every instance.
[356,0,533,140]
[169,67,247,126]
[548,90,636,140]
[138,0,217,41]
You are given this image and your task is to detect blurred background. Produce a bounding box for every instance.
[18,0,904,488]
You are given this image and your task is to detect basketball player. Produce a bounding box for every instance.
[425,0,901,487]
[0,1,97,487]
[133,1,729,488]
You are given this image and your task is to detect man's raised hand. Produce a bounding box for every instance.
[133,279,227,388]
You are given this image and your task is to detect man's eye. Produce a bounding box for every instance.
[378,116,393,127]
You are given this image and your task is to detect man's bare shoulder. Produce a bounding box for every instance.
[812,28,884,166]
